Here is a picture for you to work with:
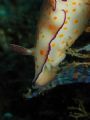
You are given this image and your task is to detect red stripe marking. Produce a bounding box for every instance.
[33,9,67,83]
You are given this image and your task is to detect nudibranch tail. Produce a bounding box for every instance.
[35,66,58,86]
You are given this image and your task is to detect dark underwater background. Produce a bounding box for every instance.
[0,0,90,120]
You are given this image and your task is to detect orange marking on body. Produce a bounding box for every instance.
[63,27,68,30]
[48,24,58,33]
[72,2,76,5]
[74,19,79,24]
[59,34,64,38]
[65,20,68,24]
[51,42,56,47]
[48,57,54,62]
[53,16,58,20]
[61,40,65,44]
[74,29,79,34]
[72,8,76,12]
[40,50,47,56]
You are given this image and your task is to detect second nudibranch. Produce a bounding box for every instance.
[11,0,90,87]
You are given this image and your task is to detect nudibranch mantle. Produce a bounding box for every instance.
[33,0,90,86]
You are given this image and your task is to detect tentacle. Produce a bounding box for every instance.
[10,44,35,56]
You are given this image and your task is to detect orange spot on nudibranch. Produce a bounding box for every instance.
[74,29,79,34]
[61,40,65,44]
[72,8,76,12]
[74,19,79,24]
[40,50,47,56]
[48,57,54,62]
[59,34,64,38]
[48,24,58,33]
[53,16,58,20]
[48,24,57,31]
[63,27,68,30]
[72,2,76,5]
[65,20,68,24]
[51,42,56,47]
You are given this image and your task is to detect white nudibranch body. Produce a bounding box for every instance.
[11,0,90,87]
[33,0,90,86]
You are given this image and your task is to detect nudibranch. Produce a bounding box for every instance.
[11,0,90,87]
